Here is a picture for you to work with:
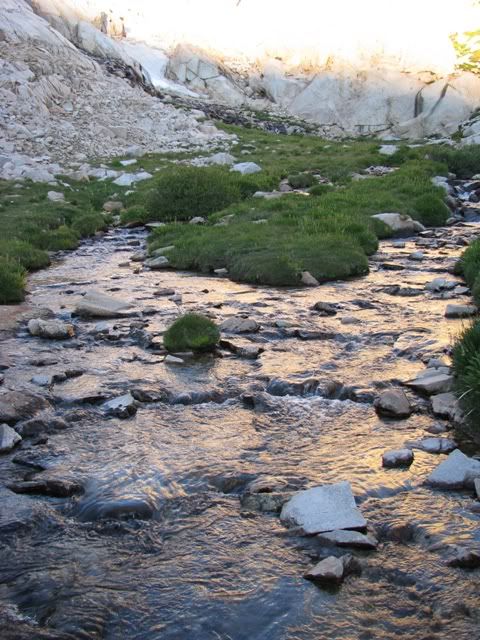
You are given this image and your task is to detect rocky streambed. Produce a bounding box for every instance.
[0,207,480,638]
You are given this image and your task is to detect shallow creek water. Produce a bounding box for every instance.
[0,219,480,639]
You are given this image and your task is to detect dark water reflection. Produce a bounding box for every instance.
[0,223,479,639]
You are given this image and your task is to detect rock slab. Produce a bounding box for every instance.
[427,449,480,489]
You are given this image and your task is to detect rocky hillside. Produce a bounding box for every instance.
[0,0,230,182]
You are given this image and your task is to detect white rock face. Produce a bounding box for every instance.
[74,291,132,317]
[371,213,425,237]
[231,162,262,175]
[280,481,367,534]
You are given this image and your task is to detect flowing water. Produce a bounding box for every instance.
[0,215,479,639]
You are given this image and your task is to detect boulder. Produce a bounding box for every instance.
[75,291,132,318]
[220,318,260,334]
[317,530,377,550]
[304,554,362,586]
[280,481,366,534]
[447,550,480,569]
[431,392,462,421]
[405,370,453,395]
[102,200,124,212]
[371,213,425,237]
[0,391,50,425]
[427,449,480,489]
[28,318,74,340]
[382,449,414,468]
[475,478,480,500]
[312,301,337,316]
[144,256,170,269]
[407,437,456,454]
[231,162,262,175]
[112,171,153,186]
[374,389,411,419]
[301,271,320,286]
[8,478,83,498]
[102,393,137,419]
[445,304,477,318]
[0,423,21,453]
[165,355,184,364]
[240,493,288,513]
[47,190,64,202]
[379,145,398,156]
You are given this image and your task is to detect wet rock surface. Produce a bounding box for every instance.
[0,217,479,638]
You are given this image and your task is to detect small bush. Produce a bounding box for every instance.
[412,194,449,226]
[145,166,258,222]
[163,313,220,353]
[453,321,480,428]
[0,257,26,304]
[429,145,480,179]
[457,239,480,288]
[71,213,107,237]
[32,226,79,251]
[309,184,333,197]
[0,240,50,270]
[288,173,316,189]
[120,205,149,226]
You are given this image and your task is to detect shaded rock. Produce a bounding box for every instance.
[220,318,259,334]
[374,389,411,419]
[144,256,170,269]
[102,393,137,418]
[266,377,320,397]
[0,486,51,533]
[371,213,425,237]
[301,271,319,286]
[405,370,453,395]
[312,301,337,316]
[431,392,462,421]
[219,339,264,359]
[154,287,176,297]
[75,291,132,318]
[426,278,457,292]
[8,478,83,498]
[28,318,74,340]
[0,391,50,425]
[475,478,480,500]
[131,388,170,403]
[445,304,477,318]
[304,554,362,586]
[280,481,366,535]
[317,530,377,550]
[0,423,21,453]
[447,550,480,569]
[16,417,68,437]
[427,449,480,489]
[240,493,288,513]
[102,200,123,212]
[382,449,414,468]
[245,475,287,494]
[407,437,457,454]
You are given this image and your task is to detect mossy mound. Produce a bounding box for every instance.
[163,314,220,353]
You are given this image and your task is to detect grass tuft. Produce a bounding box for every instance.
[163,313,220,353]
[0,257,26,304]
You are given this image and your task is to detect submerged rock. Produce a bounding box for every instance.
[103,393,137,418]
[0,423,22,453]
[407,437,457,454]
[220,318,259,334]
[445,304,477,318]
[382,449,414,468]
[0,391,51,425]
[75,291,133,318]
[280,481,366,535]
[28,318,75,340]
[374,389,411,419]
[8,478,83,498]
[304,554,362,586]
[427,449,480,489]
[317,530,377,550]
[447,550,480,569]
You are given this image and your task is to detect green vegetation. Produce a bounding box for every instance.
[288,173,316,189]
[163,313,220,353]
[0,257,26,304]
[453,321,480,430]
[120,205,149,226]
[428,145,480,179]
[455,239,480,305]
[309,184,333,197]
[144,165,272,222]
[71,212,107,237]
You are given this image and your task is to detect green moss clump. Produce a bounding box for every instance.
[71,213,107,237]
[0,240,50,270]
[288,173,316,189]
[145,166,263,222]
[453,321,480,430]
[163,314,220,353]
[0,257,26,304]
[413,194,449,227]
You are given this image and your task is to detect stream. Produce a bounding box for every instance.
[0,202,480,639]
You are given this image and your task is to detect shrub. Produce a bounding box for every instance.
[288,173,316,189]
[0,257,26,303]
[0,240,50,270]
[163,313,220,353]
[145,166,256,222]
[457,239,480,288]
[32,226,79,251]
[453,321,480,428]
[71,213,107,237]
[429,145,480,179]
[309,184,333,196]
[120,205,149,226]
[412,194,449,227]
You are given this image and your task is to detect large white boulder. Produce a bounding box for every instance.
[280,481,366,534]
[371,213,425,237]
